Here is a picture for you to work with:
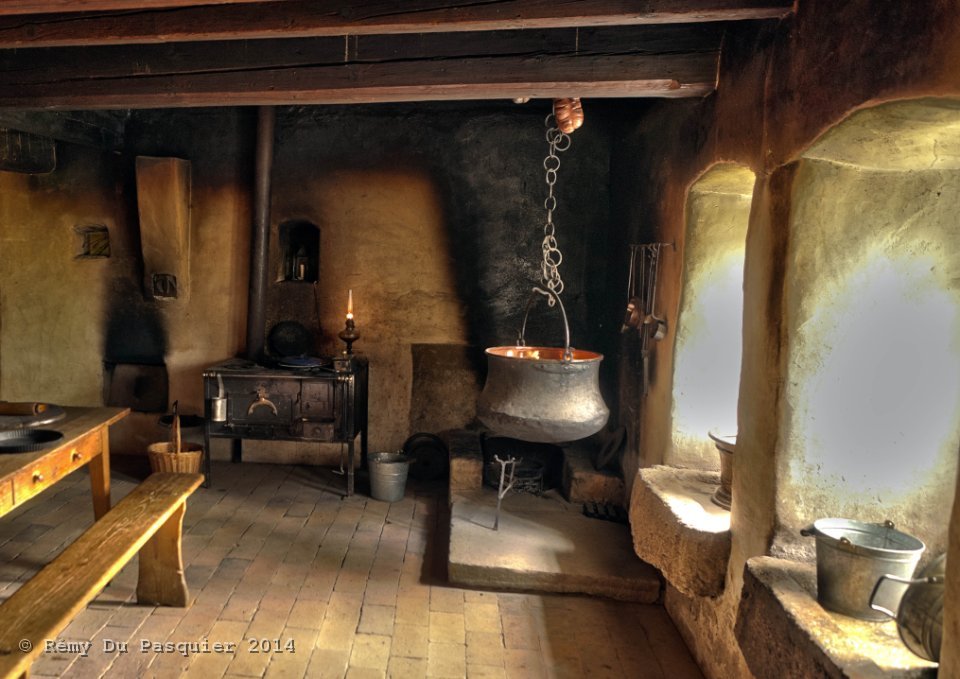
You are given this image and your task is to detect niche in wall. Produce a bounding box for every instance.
[278,219,320,283]
[667,164,755,469]
[773,98,960,556]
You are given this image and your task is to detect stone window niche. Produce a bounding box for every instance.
[772,98,960,558]
[631,164,755,597]
[279,219,320,283]
[669,164,755,469]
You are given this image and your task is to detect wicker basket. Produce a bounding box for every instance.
[148,412,203,474]
[147,442,203,473]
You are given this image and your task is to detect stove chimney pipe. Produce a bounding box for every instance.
[245,106,275,361]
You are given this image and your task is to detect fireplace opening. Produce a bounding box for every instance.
[482,436,563,494]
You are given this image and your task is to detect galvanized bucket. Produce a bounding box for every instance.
[368,452,411,503]
[801,518,925,621]
[870,553,945,661]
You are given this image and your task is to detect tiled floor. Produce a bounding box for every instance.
[0,461,704,678]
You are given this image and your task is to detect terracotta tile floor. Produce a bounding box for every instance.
[0,461,704,678]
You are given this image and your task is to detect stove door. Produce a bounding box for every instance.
[300,379,335,421]
[226,379,296,427]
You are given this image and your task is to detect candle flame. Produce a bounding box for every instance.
[347,288,353,317]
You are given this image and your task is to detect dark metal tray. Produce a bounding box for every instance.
[0,429,64,453]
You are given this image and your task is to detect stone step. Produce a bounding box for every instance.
[448,489,662,602]
[560,445,625,505]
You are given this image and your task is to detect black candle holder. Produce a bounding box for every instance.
[338,316,360,355]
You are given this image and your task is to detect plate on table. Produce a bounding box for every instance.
[0,404,66,430]
[0,429,64,454]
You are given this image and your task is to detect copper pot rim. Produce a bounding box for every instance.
[485,345,603,362]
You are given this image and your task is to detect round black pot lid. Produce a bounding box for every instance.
[0,429,64,454]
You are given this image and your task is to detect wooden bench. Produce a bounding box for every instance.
[0,472,203,679]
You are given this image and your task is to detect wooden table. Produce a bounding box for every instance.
[0,407,129,520]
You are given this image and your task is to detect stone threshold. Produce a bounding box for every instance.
[736,556,938,679]
[448,488,662,602]
[630,465,731,597]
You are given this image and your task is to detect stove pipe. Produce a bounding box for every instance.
[245,106,275,361]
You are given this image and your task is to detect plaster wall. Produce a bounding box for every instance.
[110,110,252,452]
[944,465,960,675]
[267,106,611,452]
[616,1,960,676]
[0,110,255,452]
[775,159,960,558]
[668,166,753,469]
[0,145,122,405]
[272,168,467,451]
[0,105,611,457]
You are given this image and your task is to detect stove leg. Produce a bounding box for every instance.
[231,439,242,464]
[347,439,355,497]
[202,428,212,488]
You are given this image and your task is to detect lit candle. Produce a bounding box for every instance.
[347,289,353,320]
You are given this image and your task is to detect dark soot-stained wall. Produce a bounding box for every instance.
[0,103,616,454]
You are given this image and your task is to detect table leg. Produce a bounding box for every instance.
[89,426,112,520]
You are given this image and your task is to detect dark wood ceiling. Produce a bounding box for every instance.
[0,1,793,110]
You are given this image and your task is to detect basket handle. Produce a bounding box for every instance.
[517,286,573,361]
[172,400,181,455]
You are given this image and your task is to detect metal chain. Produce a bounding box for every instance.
[541,114,571,305]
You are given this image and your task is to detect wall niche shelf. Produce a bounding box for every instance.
[279,219,320,283]
[736,556,937,678]
[629,465,731,597]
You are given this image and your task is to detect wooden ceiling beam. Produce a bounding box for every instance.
[0,0,259,14]
[0,110,126,150]
[0,0,792,47]
[0,51,719,110]
[0,25,724,85]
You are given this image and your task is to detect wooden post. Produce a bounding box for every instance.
[136,501,189,606]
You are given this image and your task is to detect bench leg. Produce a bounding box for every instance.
[136,501,189,607]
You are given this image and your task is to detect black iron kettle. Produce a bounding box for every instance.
[870,552,945,663]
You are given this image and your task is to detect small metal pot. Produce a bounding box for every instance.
[801,519,925,621]
[209,374,227,422]
[870,553,945,662]
[478,287,608,443]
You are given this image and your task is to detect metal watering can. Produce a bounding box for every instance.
[477,286,609,443]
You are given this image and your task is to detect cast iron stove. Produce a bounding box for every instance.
[202,356,368,495]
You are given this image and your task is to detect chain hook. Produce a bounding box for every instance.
[540,114,569,306]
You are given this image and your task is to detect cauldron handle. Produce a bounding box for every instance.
[518,286,573,361]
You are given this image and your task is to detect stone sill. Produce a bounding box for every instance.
[629,465,731,597]
[736,556,938,679]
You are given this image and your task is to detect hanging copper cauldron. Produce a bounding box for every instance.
[478,287,609,443]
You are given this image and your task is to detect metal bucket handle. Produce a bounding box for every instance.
[518,286,573,362]
[800,518,896,543]
[869,572,944,618]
